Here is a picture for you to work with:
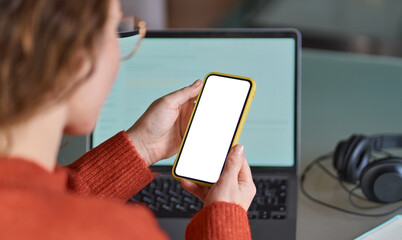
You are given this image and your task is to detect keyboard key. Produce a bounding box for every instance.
[259,211,271,219]
[142,196,153,205]
[170,196,181,204]
[175,204,186,212]
[156,196,167,204]
[248,211,258,219]
[140,189,152,197]
[154,189,164,196]
[168,189,179,197]
[184,196,195,204]
[162,182,169,190]
[189,204,198,211]
[148,202,161,211]
[272,214,286,220]
[162,203,173,212]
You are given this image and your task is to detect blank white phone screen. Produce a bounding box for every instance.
[175,75,251,183]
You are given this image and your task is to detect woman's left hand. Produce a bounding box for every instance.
[126,80,203,166]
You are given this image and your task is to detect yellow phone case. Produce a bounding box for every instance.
[172,72,257,187]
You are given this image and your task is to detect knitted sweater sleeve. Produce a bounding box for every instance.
[66,131,154,204]
[186,202,252,240]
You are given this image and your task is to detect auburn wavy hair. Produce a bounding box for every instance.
[0,0,111,129]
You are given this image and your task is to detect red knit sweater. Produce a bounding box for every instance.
[0,131,251,239]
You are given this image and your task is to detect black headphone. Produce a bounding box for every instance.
[334,134,402,203]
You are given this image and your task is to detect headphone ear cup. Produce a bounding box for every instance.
[341,136,361,182]
[334,139,349,172]
[334,135,361,181]
[360,158,402,203]
[336,135,368,183]
[344,136,371,183]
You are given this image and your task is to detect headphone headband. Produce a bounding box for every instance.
[370,134,402,150]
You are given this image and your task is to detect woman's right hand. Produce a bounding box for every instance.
[181,144,256,211]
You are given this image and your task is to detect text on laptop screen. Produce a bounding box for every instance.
[93,37,295,167]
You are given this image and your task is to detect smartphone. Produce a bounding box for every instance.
[172,72,256,186]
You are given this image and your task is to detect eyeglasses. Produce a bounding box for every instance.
[118,15,147,61]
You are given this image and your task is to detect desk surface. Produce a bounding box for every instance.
[58,48,402,239]
[298,49,402,239]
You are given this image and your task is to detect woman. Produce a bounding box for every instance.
[0,0,256,239]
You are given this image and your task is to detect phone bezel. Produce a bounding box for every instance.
[172,72,255,185]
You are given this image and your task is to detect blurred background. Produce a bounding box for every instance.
[121,0,402,57]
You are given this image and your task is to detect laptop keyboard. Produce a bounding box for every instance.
[130,177,204,217]
[129,176,288,220]
[248,178,288,220]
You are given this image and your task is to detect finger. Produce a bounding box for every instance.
[181,95,198,112]
[219,144,244,182]
[180,95,198,120]
[189,96,198,104]
[181,180,209,201]
[166,80,202,106]
[238,156,253,184]
[238,157,256,199]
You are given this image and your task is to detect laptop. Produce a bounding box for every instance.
[89,29,301,240]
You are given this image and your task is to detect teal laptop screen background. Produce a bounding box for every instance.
[93,37,295,167]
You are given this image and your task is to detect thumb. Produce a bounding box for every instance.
[166,80,202,106]
[219,144,244,181]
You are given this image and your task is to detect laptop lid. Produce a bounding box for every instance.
[89,29,301,175]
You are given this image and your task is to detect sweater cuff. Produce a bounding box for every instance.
[67,131,154,203]
[186,202,251,240]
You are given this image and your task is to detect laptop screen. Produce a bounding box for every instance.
[92,30,299,168]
